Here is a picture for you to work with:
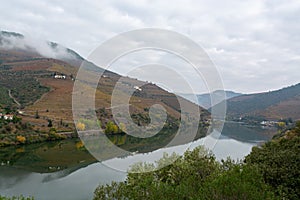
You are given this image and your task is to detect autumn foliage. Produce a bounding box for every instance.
[16,135,26,144]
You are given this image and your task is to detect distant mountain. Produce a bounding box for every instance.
[179,90,242,109]
[213,83,300,121]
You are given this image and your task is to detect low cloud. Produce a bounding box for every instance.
[0,31,78,60]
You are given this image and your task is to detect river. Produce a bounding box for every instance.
[0,122,276,200]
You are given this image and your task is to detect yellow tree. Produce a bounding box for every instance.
[75,141,84,149]
[76,122,86,131]
[112,124,119,134]
[277,122,286,129]
[16,135,26,144]
[119,122,126,133]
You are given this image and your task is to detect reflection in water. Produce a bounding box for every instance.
[0,164,126,200]
[0,139,97,173]
[0,122,276,200]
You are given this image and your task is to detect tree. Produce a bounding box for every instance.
[16,135,26,144]
[245,127,300,199]
[0,195,34,200]
[294,121,300,134]
[12,115,21,124]
[119,122,126,133]
[105,121,119,134]
[35,110,40,119]
[47,119,53,127]
[49,127,56,133]
[112,124,119,134]
[94,147,277,200]
[201,163,276,200]
[277,121,286,129]
[75,141,84,149]
[76,122,86,131]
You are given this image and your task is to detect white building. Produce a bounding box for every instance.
[0,113,14,120]
[134,86,142,91]
[54,74,66,79]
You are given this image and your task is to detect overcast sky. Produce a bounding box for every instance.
[1,0,300,94]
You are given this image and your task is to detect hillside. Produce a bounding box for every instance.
[0,30,211,147]
[215,84,300,121]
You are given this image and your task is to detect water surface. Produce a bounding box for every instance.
[0,122,276,200]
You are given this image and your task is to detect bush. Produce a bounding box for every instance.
[94,147,277,200]
[0,195,34,200]
[47,132,66,141]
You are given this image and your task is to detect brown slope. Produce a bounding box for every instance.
[0,51,210,135]
[0,49,41,62]
[221,83,300,121]
[260,95,300,120]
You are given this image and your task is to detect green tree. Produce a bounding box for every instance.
[201,163,277,200]
[0,195,34,200]
[12,115,21,124]
[105,121,119,134]
[294,121,300,134]
[35,110,40,119]
[94,147,277,200]
[245,134,300,199]
[47,119,53,127]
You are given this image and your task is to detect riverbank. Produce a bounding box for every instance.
[0,130,70,148]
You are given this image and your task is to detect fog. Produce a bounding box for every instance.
[0,31,77,60]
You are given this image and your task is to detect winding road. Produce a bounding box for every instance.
[8,89,21,107]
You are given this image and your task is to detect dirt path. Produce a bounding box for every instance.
[32,88,53,106]
[8,89,21,107]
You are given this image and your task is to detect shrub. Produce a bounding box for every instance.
[16,135,26,144]
[47,132,66,141]
[94,147,277,200]
[0,195,34,200]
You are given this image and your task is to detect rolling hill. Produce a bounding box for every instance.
[214,83,300,121]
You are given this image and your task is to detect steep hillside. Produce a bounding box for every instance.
[217,84,300,121]
[0,31,211,146]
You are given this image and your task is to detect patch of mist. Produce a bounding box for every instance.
[0,31,78,60]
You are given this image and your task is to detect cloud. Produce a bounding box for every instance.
[0,0,299,93]
[0,31,79,60]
